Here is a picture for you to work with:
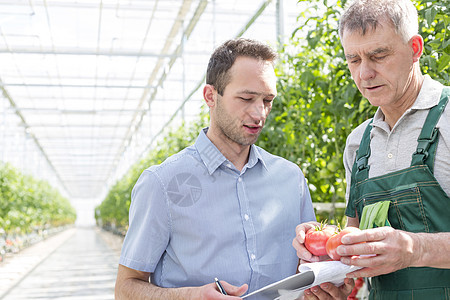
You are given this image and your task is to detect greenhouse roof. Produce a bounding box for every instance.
[0,0,305,203]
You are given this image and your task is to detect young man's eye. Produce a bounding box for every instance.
[239,97,252,101]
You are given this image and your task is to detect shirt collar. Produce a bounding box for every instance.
[372,75,444,126]
[247,144,267,171]
[411,75,444,110]
[195,128,266,174]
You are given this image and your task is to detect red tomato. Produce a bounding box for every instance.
[304,225,336,256]
[326,227,361,260]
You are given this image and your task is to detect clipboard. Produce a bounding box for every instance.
[242,271,314,300]
[242,261,363,300]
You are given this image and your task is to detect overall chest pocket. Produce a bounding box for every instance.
[359,184,429,233]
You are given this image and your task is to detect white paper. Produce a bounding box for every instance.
[299,261,362,288]
[244,261,362,300]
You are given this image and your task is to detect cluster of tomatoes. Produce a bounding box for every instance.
[304,223,361,260]
[304,224,365,299]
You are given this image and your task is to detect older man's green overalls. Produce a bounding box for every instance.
[345,87,450,299]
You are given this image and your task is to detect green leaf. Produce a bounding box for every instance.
[438,54,450,72]
[425,7,438,27]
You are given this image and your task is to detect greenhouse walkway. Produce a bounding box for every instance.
[0,227,123,300]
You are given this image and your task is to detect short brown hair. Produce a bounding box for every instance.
[206,38,278,95]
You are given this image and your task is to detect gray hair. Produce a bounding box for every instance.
[206,38,278,96]
[339,0,419,43]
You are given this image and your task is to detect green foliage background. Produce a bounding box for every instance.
[96,0,449,231]
[0,162,77,235]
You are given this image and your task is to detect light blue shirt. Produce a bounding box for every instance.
[119,128,315,294]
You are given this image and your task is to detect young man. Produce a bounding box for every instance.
[115,38,317,299]
[293,0,450,299]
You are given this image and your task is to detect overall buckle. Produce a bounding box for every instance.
[414,128,439,159]
[356,155,369,171]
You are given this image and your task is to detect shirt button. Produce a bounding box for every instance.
[238,177,242,182]
[250,254,256,260]
[227,163,232,168]
[388,153,393,159]
[244,214,249,221]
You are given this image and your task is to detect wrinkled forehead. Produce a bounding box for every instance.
[342,19,401,51]
[342,16,406,46]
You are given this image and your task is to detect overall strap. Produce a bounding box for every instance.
[346,120,373,218]
[352,119,373,183]
[411,87,450,172]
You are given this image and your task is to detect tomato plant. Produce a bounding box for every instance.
[305,223,336,256]
[326,227,361,261]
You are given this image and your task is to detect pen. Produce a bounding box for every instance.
[214,277,228,295]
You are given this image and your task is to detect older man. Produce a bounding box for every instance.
[294,0,450,299]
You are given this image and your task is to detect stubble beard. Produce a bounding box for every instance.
[215,100,260,147]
